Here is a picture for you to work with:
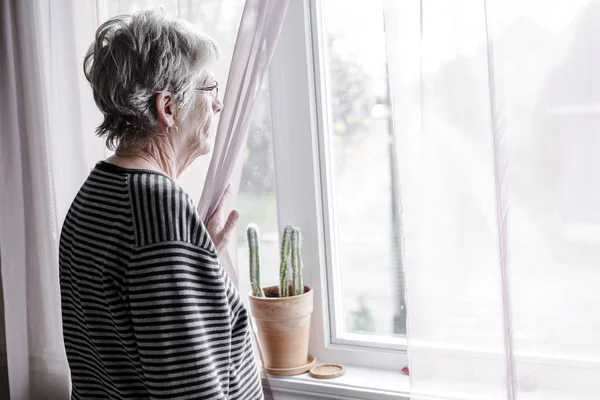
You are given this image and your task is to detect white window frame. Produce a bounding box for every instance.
[268,0,404,371]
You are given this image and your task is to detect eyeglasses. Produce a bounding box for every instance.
[197,83,219,98]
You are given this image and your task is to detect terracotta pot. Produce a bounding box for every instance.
[249,285,313,371]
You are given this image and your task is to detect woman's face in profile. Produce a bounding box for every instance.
[178,73,223,158]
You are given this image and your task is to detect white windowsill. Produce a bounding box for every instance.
[267,365,409,400]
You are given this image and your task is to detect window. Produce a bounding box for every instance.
[238,0,405,343]
[257,0,404,370]
[321,0,405,342]
[236,81,280,304]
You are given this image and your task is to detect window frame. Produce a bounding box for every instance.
[267,0,405,370]
[309,0,406,352]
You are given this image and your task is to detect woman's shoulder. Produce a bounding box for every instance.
[127,170,211,251]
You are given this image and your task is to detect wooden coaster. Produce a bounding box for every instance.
[309,364,345,379]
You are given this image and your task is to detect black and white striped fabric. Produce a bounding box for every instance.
[59,161,263,400]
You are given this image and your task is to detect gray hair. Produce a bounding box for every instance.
[84,10,218,150]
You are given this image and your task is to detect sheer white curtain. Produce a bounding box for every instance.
[385,0,600,399]
[0,0,100,399]
[197,0,289,287]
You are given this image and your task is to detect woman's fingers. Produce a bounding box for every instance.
[224,209,240,234]
[210,184,232,229]
[206,184,232,237]
[206,184,240,254]
[216,209,240,253]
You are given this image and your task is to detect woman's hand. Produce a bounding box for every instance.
[206,184,240,254]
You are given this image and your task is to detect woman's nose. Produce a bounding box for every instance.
[213,97,223,113]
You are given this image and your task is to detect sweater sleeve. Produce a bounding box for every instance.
[126,172,263,399]
[127,241,263,400]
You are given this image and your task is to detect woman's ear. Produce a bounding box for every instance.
[155,92,176,129]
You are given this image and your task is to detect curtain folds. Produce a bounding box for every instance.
[197,0,290,288]
[0,0,92,399]
[195,2,290,397]
[385,1,600,399]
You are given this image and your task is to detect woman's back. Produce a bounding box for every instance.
[59,161,262,400]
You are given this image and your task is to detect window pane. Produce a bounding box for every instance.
[323,0,405,338]
[237,82,279,301]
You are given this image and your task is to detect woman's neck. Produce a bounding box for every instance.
[107,143,180,179]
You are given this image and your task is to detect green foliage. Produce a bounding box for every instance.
[240,86,276,196]
[327,36,374,142]
[348,295,375,333]
[240,37,376,197]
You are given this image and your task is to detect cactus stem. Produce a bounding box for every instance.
[291,227,304,296]
[247,224,264,297]
[279,226,293,297]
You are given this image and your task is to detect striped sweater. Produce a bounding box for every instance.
[59,161,263,400]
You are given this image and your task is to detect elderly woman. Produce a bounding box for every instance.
[59,10,263,400]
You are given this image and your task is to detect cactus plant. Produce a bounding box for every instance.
[291,227,304,295]
[246,224,305,298]
[246,224,264,297]
[279,226,293,297]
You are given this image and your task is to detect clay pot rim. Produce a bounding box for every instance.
[248,285,312,302]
